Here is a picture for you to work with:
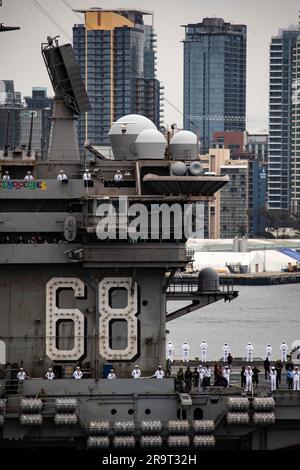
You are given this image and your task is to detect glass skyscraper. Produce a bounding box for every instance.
[291,33,300,215]
[183,18,246,152]
[0,80,22,150]
[22,88,53,159]
[73,9,163,150]
[268,27,300,212]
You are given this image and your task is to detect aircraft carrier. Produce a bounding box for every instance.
[1,21,300,454]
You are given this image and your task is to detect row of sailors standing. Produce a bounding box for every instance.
[242,365,300,392]
[108,365,165,379]
[57,169,92,181]
[16,365,165,381]
[57,169,124,182]
[2,169,124,183]
[57,169,124,183]
[2,170,91,182]
[246,341,288,362]
[17,367,83,381]
[268,365,300,392]
[2,171,34,181]
[176,365,212,393]
[166,341,289,363]
[50,363,300,391]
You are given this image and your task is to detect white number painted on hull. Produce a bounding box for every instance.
[45,277,138,362]
[46,278,85,361]
[99,278,138,361]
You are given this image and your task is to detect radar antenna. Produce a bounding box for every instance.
[41,36,91,161]
[41,36,91,115]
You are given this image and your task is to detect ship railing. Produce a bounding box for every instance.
[3,378,19,394]
[167,278,235,294]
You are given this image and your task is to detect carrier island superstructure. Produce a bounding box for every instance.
[0,35,300,451]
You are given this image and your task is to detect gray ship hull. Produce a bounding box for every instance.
[1,378,300,451]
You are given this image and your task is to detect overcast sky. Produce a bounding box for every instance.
[0,0,299,131]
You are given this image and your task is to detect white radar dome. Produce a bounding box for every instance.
[170,130,199,160]
[109,114,157,160]
[135,129,166,159]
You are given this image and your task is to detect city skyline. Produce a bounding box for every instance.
[73,9,162,148]
[0,0,299,131]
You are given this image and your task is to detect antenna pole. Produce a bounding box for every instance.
[27,112,34,156]
[4,110,10,157]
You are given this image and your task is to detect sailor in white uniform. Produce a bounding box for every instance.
[204,365,211,385]
[132,365,141,379]
[280,341,288,362]
[223,343,230,362]
[270,366,277,392]
[73,366,83,379]
[266,344,272,361]
[107,369,116,379]
[244,366,253,392]
[2,171,10,180]
[200,340,208,363]
[153,366,165,379]
[166,341,174,362]
[83,169,91,180]
[293,367,300,391]
[223,366,231,387]
[17,368,28,382]
[182,341,190,362]
[24,171,34,181]
[246,342,254,362]
[197,364,204,391]
[57,170,68,181]
[45,368,55,380]
[114,170,123,183]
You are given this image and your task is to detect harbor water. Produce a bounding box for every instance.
[167,284,300,361]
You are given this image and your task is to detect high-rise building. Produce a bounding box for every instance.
[212,131,268,237]
[246,133,268,163]
[219,163,248,238]
[268,26,300,212]
[291,34,300,215]
[248,159,267,236]
[21,88,53,158]
[201,147,267,238]
[73,8,163,151]
[0,80,22,149]
[201,149,248,239]
[183,18,246,152]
